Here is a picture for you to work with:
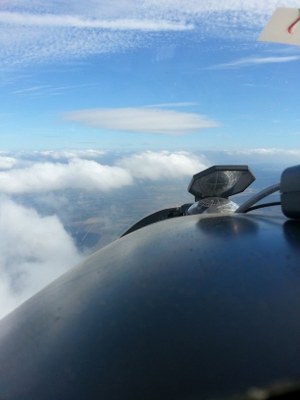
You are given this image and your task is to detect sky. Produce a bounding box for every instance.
[1,0,300,151]
[0,1,300,318]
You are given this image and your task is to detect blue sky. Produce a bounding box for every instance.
[1,0,300,151]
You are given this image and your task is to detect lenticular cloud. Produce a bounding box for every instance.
[64,108,218,135]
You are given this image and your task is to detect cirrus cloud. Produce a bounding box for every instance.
[3,0,299,66]
[0,11,193,31]
[207,55,300,69]
[64,107,219,135]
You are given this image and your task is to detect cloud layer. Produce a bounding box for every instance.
[0,159,133,194]
[0,155,18,170]
[0,196,82,318]
[0,150,207,194]
[64,107,218,135]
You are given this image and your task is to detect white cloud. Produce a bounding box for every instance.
[208,55,300,69]
[11,84,51,95]
[0,158,133,194]
[117,150,208,180]
[64,107,218,135]
[228,148,300,156]
[0,150,208,195]
[0,155,18,170]
[0,197,82,318]
[142,0,300,33]
[11,83,104,97]
[0,23,143,67]
[142,0,295,13]
[0,11,193,31]
[36,149,105,161]
[0,4,193,66]
[224,148,300,166]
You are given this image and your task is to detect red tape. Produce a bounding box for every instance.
[288,11,300,34]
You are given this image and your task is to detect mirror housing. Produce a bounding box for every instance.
[281,165,300,219]
[188,165,255,201]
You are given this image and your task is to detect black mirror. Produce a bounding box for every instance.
[188,165,255,201]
